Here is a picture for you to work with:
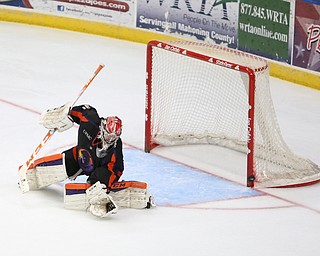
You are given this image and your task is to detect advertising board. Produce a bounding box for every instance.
[238,0,293,63]
[293,0,320,72]
[136,0,239,49]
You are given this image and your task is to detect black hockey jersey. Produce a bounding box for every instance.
[63,105,124,188]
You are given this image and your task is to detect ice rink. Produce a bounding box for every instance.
[1,21,320,256]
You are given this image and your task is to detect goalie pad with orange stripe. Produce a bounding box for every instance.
[22,154,68,190]
[64,181,156,211]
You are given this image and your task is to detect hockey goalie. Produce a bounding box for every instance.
[19,103,155,218]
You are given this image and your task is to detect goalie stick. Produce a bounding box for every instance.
[18,64,105,193]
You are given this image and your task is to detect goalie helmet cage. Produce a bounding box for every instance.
[144,40,320,188]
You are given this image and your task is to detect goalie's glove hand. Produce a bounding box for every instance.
[86,181,118,218]
[39,102,74,132]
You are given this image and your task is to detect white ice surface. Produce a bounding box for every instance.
[0,21,320,256]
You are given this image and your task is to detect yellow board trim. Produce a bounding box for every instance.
[1,7,319,90]
[270,62,320,90]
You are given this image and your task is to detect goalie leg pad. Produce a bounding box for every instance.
[110,181,156,209]
[64,183,91,210]
[26,154,68,190]
[25,167,38,190]
[64,182,118,218]
[64,181,155,212]
[110,187,155,209]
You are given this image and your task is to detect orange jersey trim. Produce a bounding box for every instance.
[107,154,117,188]
[72,146,77,160]
[71,110,89,122]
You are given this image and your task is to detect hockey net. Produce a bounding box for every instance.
[145,40,320,188]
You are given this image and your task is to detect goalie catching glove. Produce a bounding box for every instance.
[86,182,118,218]
[39,102,74,132]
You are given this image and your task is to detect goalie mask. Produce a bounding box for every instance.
[96,116,122,158]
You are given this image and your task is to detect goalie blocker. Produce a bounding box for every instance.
[64,180,156,211]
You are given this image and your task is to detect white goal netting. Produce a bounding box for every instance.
[146,40,320,188]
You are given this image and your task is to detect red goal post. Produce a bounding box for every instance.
[145,40,320,188]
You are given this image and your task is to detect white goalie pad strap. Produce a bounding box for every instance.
[39,102,74,132]
[27,154,68,189]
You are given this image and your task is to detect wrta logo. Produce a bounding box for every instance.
[146,0,236,19]
[307,24,320,53]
